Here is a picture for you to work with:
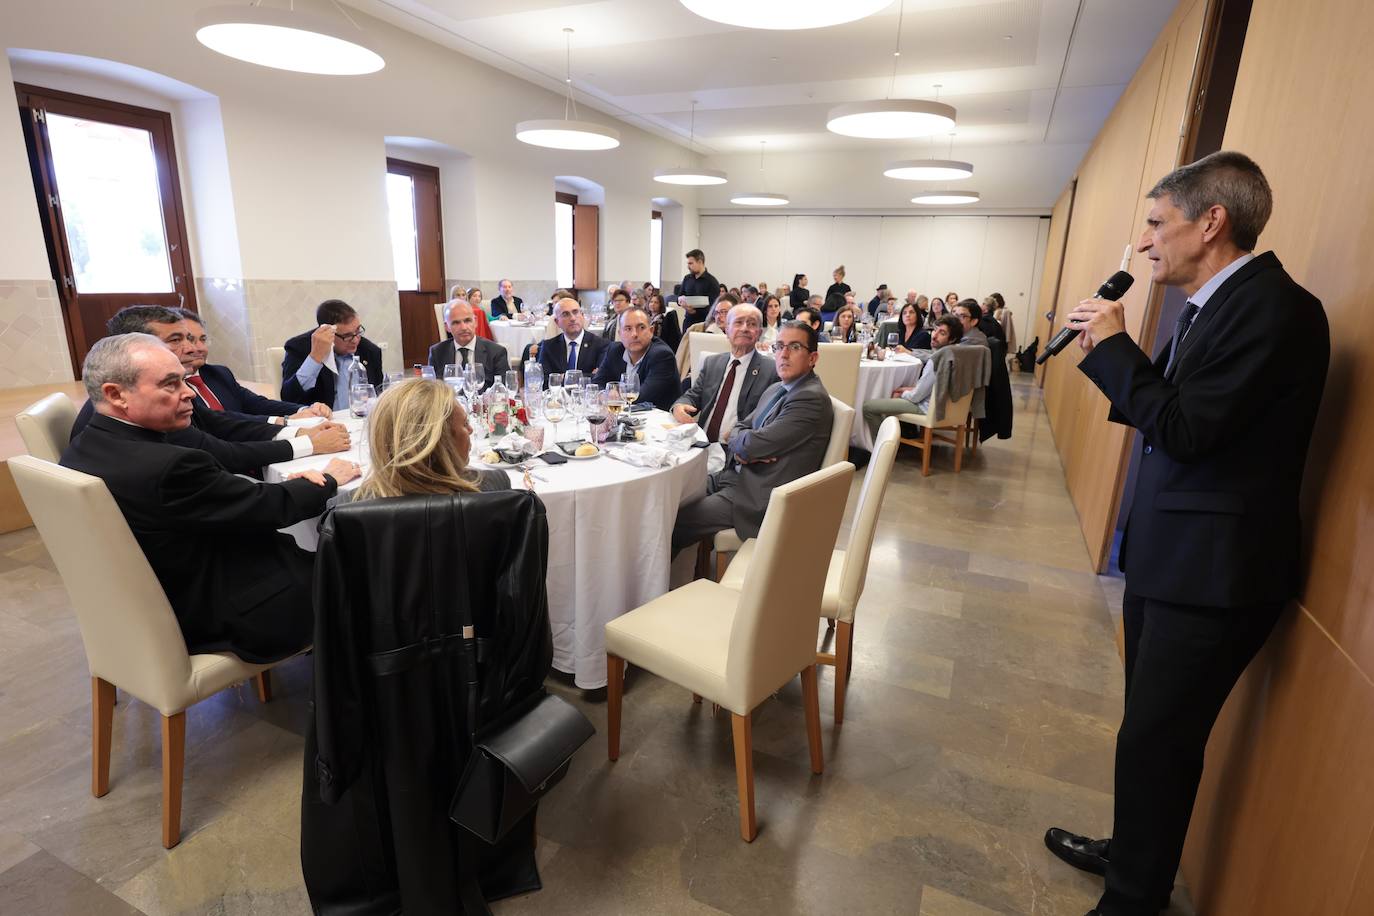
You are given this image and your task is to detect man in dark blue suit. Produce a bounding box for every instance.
[537,297,609,381]
[177,310,332,424]
[591,306,679,410]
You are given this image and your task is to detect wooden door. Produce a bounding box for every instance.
[387,158,446,368]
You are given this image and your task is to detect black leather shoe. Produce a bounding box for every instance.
[1044,827,1109,876]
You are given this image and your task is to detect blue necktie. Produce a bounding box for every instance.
[567,339,577,372]
[755,387,787,427]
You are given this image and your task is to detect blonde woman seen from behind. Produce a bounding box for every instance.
[354,379,511,502]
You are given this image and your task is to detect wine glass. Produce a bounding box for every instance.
[349,382,375,419]
[584,386,609,443]
[420,365,436,380]
[504,369,520,394]
[467,363,486,393]
[548,372,563,393]
[543,387,567,441]
[442,363,466,398]
[564,368,583,394]
[886,332,899,349]
[620,371,640,408]
[565,382,586,440]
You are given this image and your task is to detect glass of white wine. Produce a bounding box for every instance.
[621,371,640,408]
[543,388,566,441]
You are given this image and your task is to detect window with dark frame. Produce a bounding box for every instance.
[16,83,197,375]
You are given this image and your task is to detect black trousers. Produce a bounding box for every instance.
[1100,590,1284,915]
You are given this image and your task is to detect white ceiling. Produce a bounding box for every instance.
[351,0,1179,207]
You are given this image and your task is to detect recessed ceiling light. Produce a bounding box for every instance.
[826,99,956,139]
[195,5,384,75]
[680,0,890,30]
[912,191,981,205]
[884,159,973,181]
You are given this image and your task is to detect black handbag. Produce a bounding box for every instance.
[450,691,594,844]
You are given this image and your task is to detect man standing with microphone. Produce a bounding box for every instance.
[1043,151,1328,916]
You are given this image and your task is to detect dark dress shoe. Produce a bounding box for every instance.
[1044,827,1109,876]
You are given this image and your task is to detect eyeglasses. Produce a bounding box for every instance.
[336,325,366,342]
[771,341,812,355]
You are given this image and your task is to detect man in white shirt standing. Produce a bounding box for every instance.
[673,304,779,443]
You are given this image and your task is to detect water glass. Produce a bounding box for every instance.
[349,382,376,418]
[504,369,520,393]
[549,372,564,392]
[564,369,583,392]
[420,365,436,380]
[467,363,486,392]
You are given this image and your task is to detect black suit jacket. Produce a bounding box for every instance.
[72,396,294,474]
[199,363,305,422]
[427,336,510,389]
[1078,252,1329,607]
[61,414,335,661]
[591,338,680,410]
[537,332,609,379]
[281,332,384,405]
[490,295,521,320]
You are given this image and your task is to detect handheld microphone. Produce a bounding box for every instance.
[1036,269,1135,364]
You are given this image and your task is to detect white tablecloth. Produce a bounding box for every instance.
[489,320,546,364]
[265,409,709,689]
[852,356,923,449]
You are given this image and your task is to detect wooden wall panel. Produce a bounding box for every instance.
[1032,185,1074,384]
[1176,0,1374,911]
[1039,0,1206,571]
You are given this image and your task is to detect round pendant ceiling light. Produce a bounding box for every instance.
[517,29,620,151]
[655,100,728,185]
[731,141,788,206]
[679,0,890,30]
[884,158,973,181]
[826,4,955,139]
[195,4,385,75]
[911,191,981,205]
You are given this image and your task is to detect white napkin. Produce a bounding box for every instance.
[493,433,534,455]
[887,352,919,364]
[606,443,671,468]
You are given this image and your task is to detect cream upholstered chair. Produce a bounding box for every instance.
[16,393,78,462]
[266,346,286,396]
[710,395,854,580]
[434,301,449,340]
[720,417,901,723]
[606,462,855,841]
[9,456,292,849]
[814,341,863,406]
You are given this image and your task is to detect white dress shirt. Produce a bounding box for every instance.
[711,350,756,443]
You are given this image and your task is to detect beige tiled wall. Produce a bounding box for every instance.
[194,278,252,380]
[0,280,73,387]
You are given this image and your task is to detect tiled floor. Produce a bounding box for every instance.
[0,377,1194,915]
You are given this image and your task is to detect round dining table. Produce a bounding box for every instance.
[850,355,924,449]
[266,408,709,689]
[488,319,548,364]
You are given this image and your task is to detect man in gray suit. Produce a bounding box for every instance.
[671,321,834,552]
[672,303,780,443]
[428,300,509,390]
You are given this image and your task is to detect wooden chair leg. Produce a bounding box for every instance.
[252,671,272,704]
[800,666,824,775]
[954,425,966,473]
[161,712,186,849]
[730,712,757,842]
[606,654,625,761]
[921,426,933,476]
[715,549,730,581]
[833,620,853,725]
[694,540,711,580]
[92,677,114,798]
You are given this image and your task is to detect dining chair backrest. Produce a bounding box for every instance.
[434,301,450,341]
[16,393,78,463]
[9,456,195,714]
[677,330,731,379]
[266,347,286,395]
[822,396,854,468]
[544,316,560,339]
[835,417,900,621]
[815,342,862,407]
[725,461,855,711]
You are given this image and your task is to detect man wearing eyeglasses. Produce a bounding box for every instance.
[672,303,779,444]
[282,299,385,409]
[671,320,833,554]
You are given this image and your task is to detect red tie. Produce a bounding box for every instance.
[705,359,740,443]
[186,374,224,411]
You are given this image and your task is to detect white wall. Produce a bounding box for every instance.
[699,214,1049,337]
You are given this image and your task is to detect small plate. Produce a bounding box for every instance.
[565,445,602,460]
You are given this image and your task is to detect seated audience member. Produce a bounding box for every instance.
[538,296,609,379]
[832,303,862,343]
[647,292,683,353]
[282,299,385,409]
[759,295,786,345]
[704,292,740,334]
[892,302,931,352]
[953,301,989,346]
[793,306,832,343]
[986,291,1017,353]
[969,297,1006,342]
[867,284,889,318]
[61,333,360,662]
[429,300,509,389]
[884,295,902,320]
[592,306,679,410]
[807,293,826,315]
[73,306,350,472]
[945,291,960,312]
[599,288,633,339]
[177,309,330,423]
[490,278,521,320]
[861,316,964,439]
[927,296,949,325]
[757,282,770,298]
[350,378,510,501]
[671,321,834,551]
[776,283,791,308]
[673,304,780,443]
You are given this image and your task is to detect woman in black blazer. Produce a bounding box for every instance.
[789,273,810,312]
[822,265,851,318]
[891,302,930,352]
